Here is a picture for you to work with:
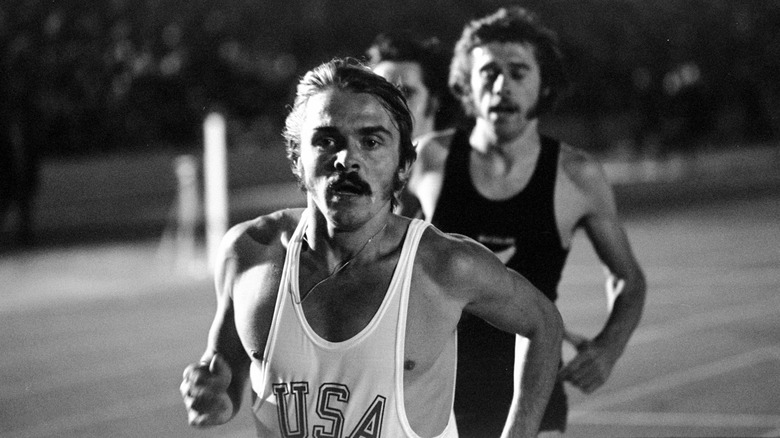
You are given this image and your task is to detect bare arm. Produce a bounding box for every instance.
[558,155,647,393]
[180,228,251,427]
[498,271,563,438]
[453,238,564,437]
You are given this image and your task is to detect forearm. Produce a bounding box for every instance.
[505,307,564,437]
[596,272,646,353]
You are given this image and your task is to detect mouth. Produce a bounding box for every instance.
[489,103,520,115]
[328,174,371,197]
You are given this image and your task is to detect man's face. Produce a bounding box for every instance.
[297,88,401,229]
[373,60,433,139]
[469,41,543,140]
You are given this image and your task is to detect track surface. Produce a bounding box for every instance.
[2,187,778,437]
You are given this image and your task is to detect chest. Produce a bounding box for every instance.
[233,245,461,383]
[232,263,285,359]
[298,260,397,343]
[468,148,539,201]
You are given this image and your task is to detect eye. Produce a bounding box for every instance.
[313,136,336,149]
[362,137,382,149]
[510,68,527,81]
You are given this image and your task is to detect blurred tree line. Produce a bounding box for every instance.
[1,0,778,159]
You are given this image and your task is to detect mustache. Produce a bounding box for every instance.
[490,101,520,112]
[328,172,372,196]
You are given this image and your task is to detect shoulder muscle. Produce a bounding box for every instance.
[558,144,618,216]
[417,225,516,303]
[215,209,302,298]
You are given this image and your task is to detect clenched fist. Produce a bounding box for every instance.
[180,354,234,427]
[558,334,619,394]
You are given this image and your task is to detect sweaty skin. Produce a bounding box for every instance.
[181,85,564,438]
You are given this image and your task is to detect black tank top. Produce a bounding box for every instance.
[432,129,569,299]
[432,129,570,422]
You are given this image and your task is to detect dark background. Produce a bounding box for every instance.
[1,5,778,436]
[2,0,778,160]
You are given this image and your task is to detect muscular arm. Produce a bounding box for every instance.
[448,236,564,437]
[558,152,647,393]
[495,270,563,438]
[181,226,252,427]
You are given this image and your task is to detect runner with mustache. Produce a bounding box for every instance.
[180,58,563,437]
[403,7,647,436]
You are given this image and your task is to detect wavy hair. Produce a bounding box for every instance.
[283,58,416,209]
[450,6,568,117]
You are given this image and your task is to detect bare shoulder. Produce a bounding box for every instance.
[222,209,302,257]
[559,143,609,189]
[557,142,617,213]
[415,224,512,302]
[215,208,303,295]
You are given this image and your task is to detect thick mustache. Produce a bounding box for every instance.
[328,173,372,195]
[490,102,519,112]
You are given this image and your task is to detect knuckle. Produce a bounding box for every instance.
[190,370,209,385]
[189,413,204,426]
[184,397,195,410]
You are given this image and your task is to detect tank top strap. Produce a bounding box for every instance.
[395,218,429,340]
[285,211,309,303]
[446,129,472,181]
[394,219,460,438]
[523,135,560,198]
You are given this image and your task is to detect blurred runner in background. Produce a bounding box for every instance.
[405,7,647,436]
[366,30,463,217]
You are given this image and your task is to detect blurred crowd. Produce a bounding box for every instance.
[2,1,779,246]
[0,0,777,159]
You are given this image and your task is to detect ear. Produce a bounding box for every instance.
[291,154,304,180]
[398,158,413,185]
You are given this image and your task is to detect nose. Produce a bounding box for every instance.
[492,73,509,96]
[333,142,360,172]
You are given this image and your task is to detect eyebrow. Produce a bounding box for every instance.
[357,125,394,138]
[313,125,394,138]
[479,60,531,72]
[508,61,532,70]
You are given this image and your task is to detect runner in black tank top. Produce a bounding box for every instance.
[432,129,569,434]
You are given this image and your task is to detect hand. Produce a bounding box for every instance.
[180,354,234,427]
[558,335,620,394]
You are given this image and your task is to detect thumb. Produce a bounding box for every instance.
[209,353,232,379]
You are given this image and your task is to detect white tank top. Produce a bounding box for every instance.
[250,214,458,437]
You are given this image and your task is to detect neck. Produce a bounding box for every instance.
[303,205,392,267]
[470,117,541,158]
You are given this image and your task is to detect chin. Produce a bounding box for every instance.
[492,118,519,133]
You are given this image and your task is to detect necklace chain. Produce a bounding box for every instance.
[297,223,388,304]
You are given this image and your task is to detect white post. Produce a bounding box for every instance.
[203,112,229,271]
[173,155,200,273]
